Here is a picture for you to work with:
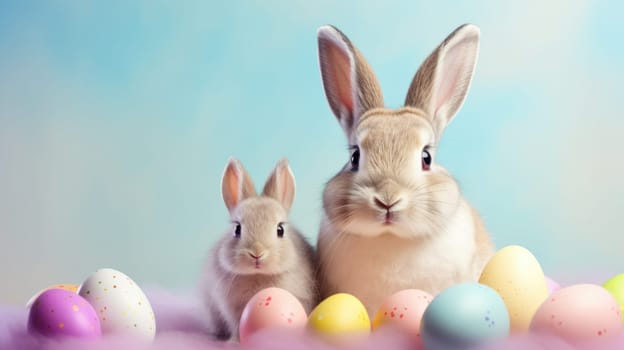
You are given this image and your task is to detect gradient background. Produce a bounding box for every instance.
[1,1,623,305]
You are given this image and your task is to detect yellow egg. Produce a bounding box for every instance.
[307,293,370,339]
[602,274,624,323]
[50,284,79,293]
[25,284,80,308]
[478,245,548,331]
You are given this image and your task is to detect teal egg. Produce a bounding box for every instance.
[421,283,510,350]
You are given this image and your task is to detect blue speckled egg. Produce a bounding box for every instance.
[421,283,510,350]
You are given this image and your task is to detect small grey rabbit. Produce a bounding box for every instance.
[201,158,317,341]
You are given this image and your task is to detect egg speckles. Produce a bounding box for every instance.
[78,268,156,340]
[372,289,432,341]
[530,284,623,341]
[421,283,510,350]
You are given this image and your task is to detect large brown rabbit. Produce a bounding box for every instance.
[316,24,494,316]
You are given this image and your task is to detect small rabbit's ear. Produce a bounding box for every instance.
[221,158,256,212]
[318,25,384,141]
[404,24,480,139]
[262,158,296,213]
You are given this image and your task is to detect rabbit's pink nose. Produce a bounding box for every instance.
[249,252,264,260]
[374,197,400,211]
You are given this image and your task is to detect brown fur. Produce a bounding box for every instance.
[202,158,317,341]
[316,24,493,314]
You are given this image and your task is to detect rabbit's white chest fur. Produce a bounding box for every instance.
[318,199,479,315]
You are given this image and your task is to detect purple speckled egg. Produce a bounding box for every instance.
[28,288,101,339]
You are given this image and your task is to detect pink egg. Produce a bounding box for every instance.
[530,284,622,341]
[28,288,101,339]
[372,289,432,347]
[239,287,307,346]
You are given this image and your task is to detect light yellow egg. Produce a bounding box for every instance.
[25,283,80,308]
[602,274,624,323]
[308,293,370,338]
[479,245,548,331]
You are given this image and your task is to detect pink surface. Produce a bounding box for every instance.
[2,286,624,350]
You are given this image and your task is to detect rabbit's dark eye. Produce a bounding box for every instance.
[350,147,360,171]
[277,223,285,238]
[422,149,432,171]
[234,223,241,238]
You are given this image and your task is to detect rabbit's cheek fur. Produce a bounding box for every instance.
[404,171,462,237]
[217,239,239,272]
[322,164,462,239]
[322,171,357,229]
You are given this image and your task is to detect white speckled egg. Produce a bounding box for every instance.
[78,268,155,340]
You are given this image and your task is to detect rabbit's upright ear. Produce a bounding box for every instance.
[404,24,480,140]
[222,158,256,212]
[262,158,296,213]
[318,25,384,140]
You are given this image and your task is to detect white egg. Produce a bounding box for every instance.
[78,268,156,340]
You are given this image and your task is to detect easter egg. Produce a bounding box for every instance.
[78,268,156,340]
[479,245,548,331]
[308,293,370,339]
[26,283,80,307]
[28,288,101,339]
[421,283,510,350]
[372,289,432,341]
[239,287,307,346]
[530,284,622,341]
[603,274,624,323]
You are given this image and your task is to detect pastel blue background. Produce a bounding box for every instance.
[1,1,623,304]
